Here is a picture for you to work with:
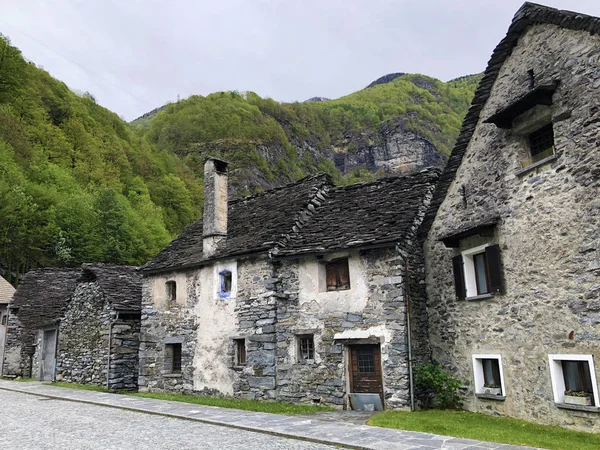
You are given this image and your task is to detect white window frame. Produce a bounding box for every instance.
[548,354,599,405]
[472,354,505,396]
[461,244,490,299]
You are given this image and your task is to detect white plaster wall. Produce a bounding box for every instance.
[193,260,237,394]
[297,252,368,313]
[149,272,189,309]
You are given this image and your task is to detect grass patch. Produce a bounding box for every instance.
[44,382,108,392]
[369,409,600,450]
[130,391,336,415]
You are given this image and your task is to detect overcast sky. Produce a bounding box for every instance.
[1,0,600,121]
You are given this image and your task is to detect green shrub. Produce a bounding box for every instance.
[414,363,463,409]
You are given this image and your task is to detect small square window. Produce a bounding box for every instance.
[472,354,505,398]
[234,339,246,366]
[165,343,182,373]
[326,259,350,291]
[297,335,315,362]
[549,354,598,407]
[522,124,555,168]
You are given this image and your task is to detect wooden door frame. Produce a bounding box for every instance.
[345,341,385,407]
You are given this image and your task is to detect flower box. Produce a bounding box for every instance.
[564,395,592,406]
[483,386,502,396]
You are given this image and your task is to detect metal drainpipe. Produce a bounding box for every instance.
[396,244,415,412]
[106,312,119,390]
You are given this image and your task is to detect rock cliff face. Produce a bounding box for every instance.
[327,119,447,175]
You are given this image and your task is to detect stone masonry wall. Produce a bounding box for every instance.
[2,311,27,377]
[139,270,198,393]
[56,283,106,385]
[232,256,278,400]
[275,248,413,409]
[425,24,600,431]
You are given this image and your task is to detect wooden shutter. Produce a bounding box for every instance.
[485,244,504,294]
[326,263,337,291]
[452,255,466,300]
[338,260,350,289]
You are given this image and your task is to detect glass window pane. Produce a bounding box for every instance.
[474,253,489,295]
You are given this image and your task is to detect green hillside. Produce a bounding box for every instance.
[135,73,479,188]
[0,35,202,283]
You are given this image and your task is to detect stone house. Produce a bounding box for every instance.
[0,274,16,376]
[139,157,439,409]
[3,265,142,390]
[423,3,600,431]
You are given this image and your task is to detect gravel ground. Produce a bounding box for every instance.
[0,390,339,450]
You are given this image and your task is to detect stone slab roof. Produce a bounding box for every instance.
[143,174,332,273]
[143,169,440,273]
[0,275,15,304]
[81,264,142,311]
[419,2,600,239]
[275,168,440,256]
[10,268,81,331]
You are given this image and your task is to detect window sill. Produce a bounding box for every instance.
[515,153,559,177]
[556,403,600,413]
[232,365,246,371]
[476,393,506,401]
[465,293,494,301]
[298,359,315,365]
[163,373,182,378]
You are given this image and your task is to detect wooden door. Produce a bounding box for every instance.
[40,329,57,381]
[349,344,384,403]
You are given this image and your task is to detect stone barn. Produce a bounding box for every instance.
[139,157,439,409]
[423,2,600,432]
[3,265,142,390]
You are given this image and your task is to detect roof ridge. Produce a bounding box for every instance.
[329,167,442,193]
[271,181,332,254]
[229,173,333,204]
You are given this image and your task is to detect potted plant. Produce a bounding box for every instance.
[564,390,592,406]
[483,384,502,395]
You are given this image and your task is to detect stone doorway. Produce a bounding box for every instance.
[348,344,384,406]
[40,329,57,381]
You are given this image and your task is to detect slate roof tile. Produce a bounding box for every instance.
[143,169,440,273]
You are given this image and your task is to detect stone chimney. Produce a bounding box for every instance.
[203,157,229,257]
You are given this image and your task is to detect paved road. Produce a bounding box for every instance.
[0,390,339,450]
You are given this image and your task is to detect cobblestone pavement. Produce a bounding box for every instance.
[0,381,538,450]
[0,390,339,450]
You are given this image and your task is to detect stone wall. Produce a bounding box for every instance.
[139,269,199,393]
[55,283,106,385]
[425,24,600,431]
[140,247,428,409]
[275,248,414,409]
[2,311,27,377]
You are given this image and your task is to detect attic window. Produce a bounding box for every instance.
[165,281,176,305]
[521,124,555,168]
[326,259,350,291]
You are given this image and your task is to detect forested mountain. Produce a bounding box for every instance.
[0,35,202,283]
[133,72,480,191]
[0,34,480,283]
